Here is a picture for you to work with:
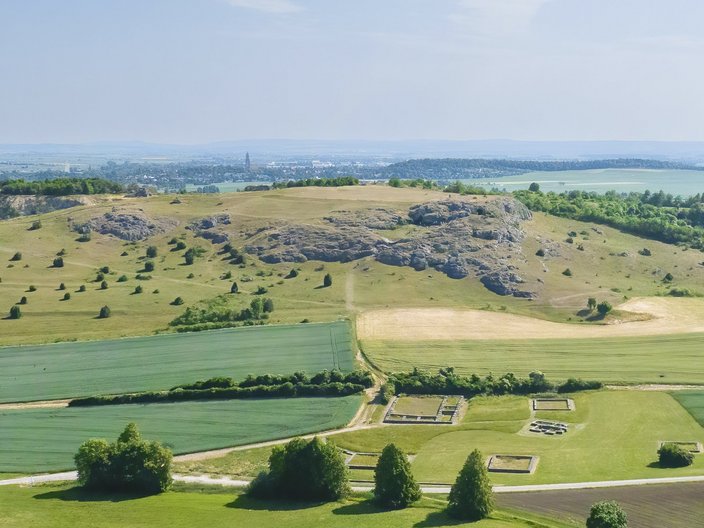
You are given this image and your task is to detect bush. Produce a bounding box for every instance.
[664,272,674,282]
[9,305,21,319]
[248,437,349,501]
[134,285,143,294]
[57,248,66,256]
[562,268,572,276]
[168,237,178,245]
[98,305,111,319]
[596,301,612,315]
[263,298,274,313]
[100,280,108,290]
[287,269,299,278]
[144,261,155,272]
[29,220,42,230]
[74,423,172,494]
[100,266,110,274]
[19,296,27,305]
[146,246,158,258]
[77,232,91,242]
[323,273,333,287]
[171,297,184,306]
[10,252,22,261]
[174,241,186,250]
[586,501,628,528]
[535,248,545,257]
[639,248,652,256]
[28,285,36,292]
[374,444,421,509]
[59,282,66,290]
[96,272,105,282]
[658,443,694,467]
[52,257,64,268]
[78,285,86,292]
[184,248,195,265]
[447,449,493,521]
[63,292,71,301]
[117,275,128,282]
[557,378,603,393]
[379,382,395,405]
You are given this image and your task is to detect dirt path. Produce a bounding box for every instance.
[0,400,70,410]
[357,297,704,341]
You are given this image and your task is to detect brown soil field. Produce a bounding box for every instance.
[356,297,704,341]
[498,481,704,528]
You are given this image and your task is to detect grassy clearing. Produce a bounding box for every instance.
[0,395,361,472]
[331,391,704,485]
[0,321,354,403]
[393,396,444,416]
[175,446,273,479]
[364,332,704,384]
[672,391,704,427]
[489,456,534,472]
[0,484,573,528]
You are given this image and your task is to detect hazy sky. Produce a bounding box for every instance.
[2,0,704,143]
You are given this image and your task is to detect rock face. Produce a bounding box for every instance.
[0,195,88,219]
[187,215,231,244]
[76,211,178,241]
[247,197,536,298]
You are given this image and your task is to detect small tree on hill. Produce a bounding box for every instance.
[597,301,612,316]
[63,292,71,301]
[184,248,195,265]
[134,285,143,294]
[9,305,21,319]
[528,182,540,192]
[230,282,239,294]
[146,246,158,258]
[10,252,22,261]
[171,297,184,306]
[98,305,111,319]
[30,220,42,230]
[446,449,494,521]
[53,257,64,268]
[373,443,421,509]
[28,285,36,292]
[19,296,27,305]
[586,501,627,528]
[59,282,66,290]
[562,268,572,277]
[323,273,333,287]
[263,298,274,313]
[78,285,86,292]
[144,261,155,272]
[587,297,597,311]
[100,280,108,290]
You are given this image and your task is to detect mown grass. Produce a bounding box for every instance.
[364,332,704,384]
[0,395,361,472]
[331,391,704,485]
[672,391,704,427]
[0,483,573,528]
[0,321,354,403]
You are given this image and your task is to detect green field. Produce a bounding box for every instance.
[0,484,572,528]
[331,391,704,485]
[364,333,704,385]
[672,391,704,427]
[0,396,361,472]
[0,321,354,403]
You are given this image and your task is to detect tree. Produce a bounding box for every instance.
[98,305,111,319]
[446,449,494,521]
[29,219,42,230]
[146,246,158,258]
[8,305,21,319]
[28,285,36,292]
[230,282,239,294]
[658,443,694,467]
[597,301,612,316]
[134,285,143,294]
[53,257,64,268]
[248,437,349,501]
[184,248,195,265]
[117,275,128,282]
[19,296,27,305]
[263,298,275,313]
[63,292,71,301]
[144,261,155,272]
[664,272,674,282]
[75,423,172,494]
[586,501,628,528]
[562,268,572,277]
[78,285,86,292]
[171,297,184,306]
[10,251,21,261]
[59,282,66,290]
[100,280,108,290]
[287,268,299,278]
[323,273,333,287]
[373,443,421,509]
[528,182,540,192]
[587,297,597,311]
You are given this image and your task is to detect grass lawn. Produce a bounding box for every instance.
[331,391,704,485]
[0,396,361,472]
[364,332,704,385]
[0,483,573,528]
[392,396,444,416]
[672,391,704,427]
[0,321,354,403]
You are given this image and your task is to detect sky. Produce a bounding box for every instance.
[1,0,704,144]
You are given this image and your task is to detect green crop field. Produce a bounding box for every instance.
[0,321,354,403]
[672,391,704,427]
[364,332,704,385]
[0,484,572,528]
[331,391,704,485]
[0,396,361,472]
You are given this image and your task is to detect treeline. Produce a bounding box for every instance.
[0,178,123,195]
[69,369,373,407]
[381,158,702,180]
[386,368,602,398]
[170,297,274,327]
[271,176,359,188]
[515,189,704,249]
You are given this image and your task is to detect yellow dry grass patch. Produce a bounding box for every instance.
[356,297,704,341]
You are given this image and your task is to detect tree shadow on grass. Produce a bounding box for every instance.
[331,499,387,516]
[33,487,152,503]
[226,494,323,512]
[413,511,475,527]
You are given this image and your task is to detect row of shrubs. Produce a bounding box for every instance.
[173,369,373,391]
[383,367,602,402]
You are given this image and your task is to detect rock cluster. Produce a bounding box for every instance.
[76,211,178,241]
[247,198,536,298]
[187,214,231,244]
